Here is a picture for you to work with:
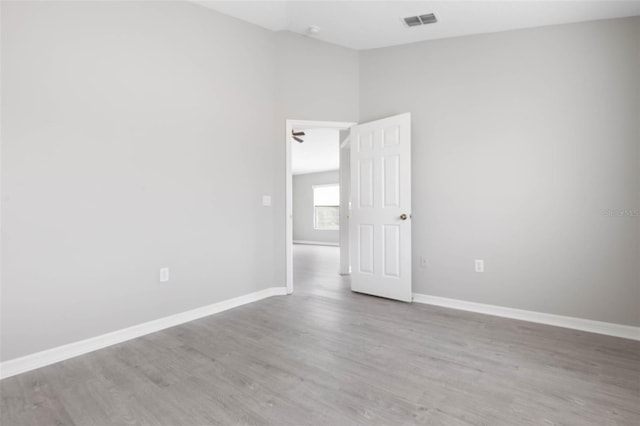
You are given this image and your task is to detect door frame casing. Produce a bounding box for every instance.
[285,119,357,294]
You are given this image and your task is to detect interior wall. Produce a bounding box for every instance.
[293,171,340,244]
[1,1,361,362]
[0,0,278,361]
[273,31,359,286]
[359,17,640,326]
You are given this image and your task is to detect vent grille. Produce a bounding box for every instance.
[404,16,422,27]
[403,13,437,27]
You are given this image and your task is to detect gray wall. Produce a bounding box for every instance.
[0,0,279,361]
[360,17,640,326]
[1,1,361,362]
[293,171,340,244]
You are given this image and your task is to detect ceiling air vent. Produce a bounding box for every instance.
[403,13,437,27]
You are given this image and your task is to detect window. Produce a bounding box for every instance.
[313,184,340,230]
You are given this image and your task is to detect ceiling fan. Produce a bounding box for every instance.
[292,129,305,143]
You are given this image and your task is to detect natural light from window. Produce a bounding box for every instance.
[313,184,339,230]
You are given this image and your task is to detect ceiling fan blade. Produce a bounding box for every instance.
[293,136,304,143]
[292,131,306,136]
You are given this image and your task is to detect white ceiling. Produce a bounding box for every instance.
[291,128,340,175]
[193,1,640,50]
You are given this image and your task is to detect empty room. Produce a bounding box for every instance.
[1,1,638,425]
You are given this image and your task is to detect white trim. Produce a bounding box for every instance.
[288,119,357,130]
[312,183,340,189]
[0,287,287,380]
[412,293,640,341]
[286,119,356,295]
[338,144,351,276]
[340,135,351,149]
[293,240,339,247]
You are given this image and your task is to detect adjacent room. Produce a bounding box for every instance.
[291,126,344,296]
[1,1,639,425]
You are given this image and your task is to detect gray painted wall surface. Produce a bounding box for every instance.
[1,2,361,361]
[293,171,340,244]
[359,17,640,326]
[0,0,280,361]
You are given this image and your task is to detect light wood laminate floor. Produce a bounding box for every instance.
[1,244,639,425]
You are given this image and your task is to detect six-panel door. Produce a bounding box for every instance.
[349,113,412,302]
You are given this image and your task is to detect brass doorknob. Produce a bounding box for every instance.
[400,214,408,220]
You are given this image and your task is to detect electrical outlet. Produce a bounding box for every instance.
[160,267,170,282]
[420,256,428,268]
[474,260,484,273]
[262,195,272,207]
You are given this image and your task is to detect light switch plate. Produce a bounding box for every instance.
[262,195,272,206]
[160,267,170,282]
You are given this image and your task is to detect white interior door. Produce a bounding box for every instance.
[349,113,412,302]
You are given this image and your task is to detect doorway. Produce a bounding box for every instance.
[285,120,356,294]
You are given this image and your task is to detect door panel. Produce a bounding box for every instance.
[358,159,374,208]
[383,155,400,207]
[358,224,374,274]
[382,225,401,278]
[349,113,412,302]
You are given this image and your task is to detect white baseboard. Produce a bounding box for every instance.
[293,240,339,247]
[412,293,640,341]
[0,287,287,380]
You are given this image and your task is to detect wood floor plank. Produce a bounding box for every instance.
[1,244,638,425]
[1,370,76,426]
